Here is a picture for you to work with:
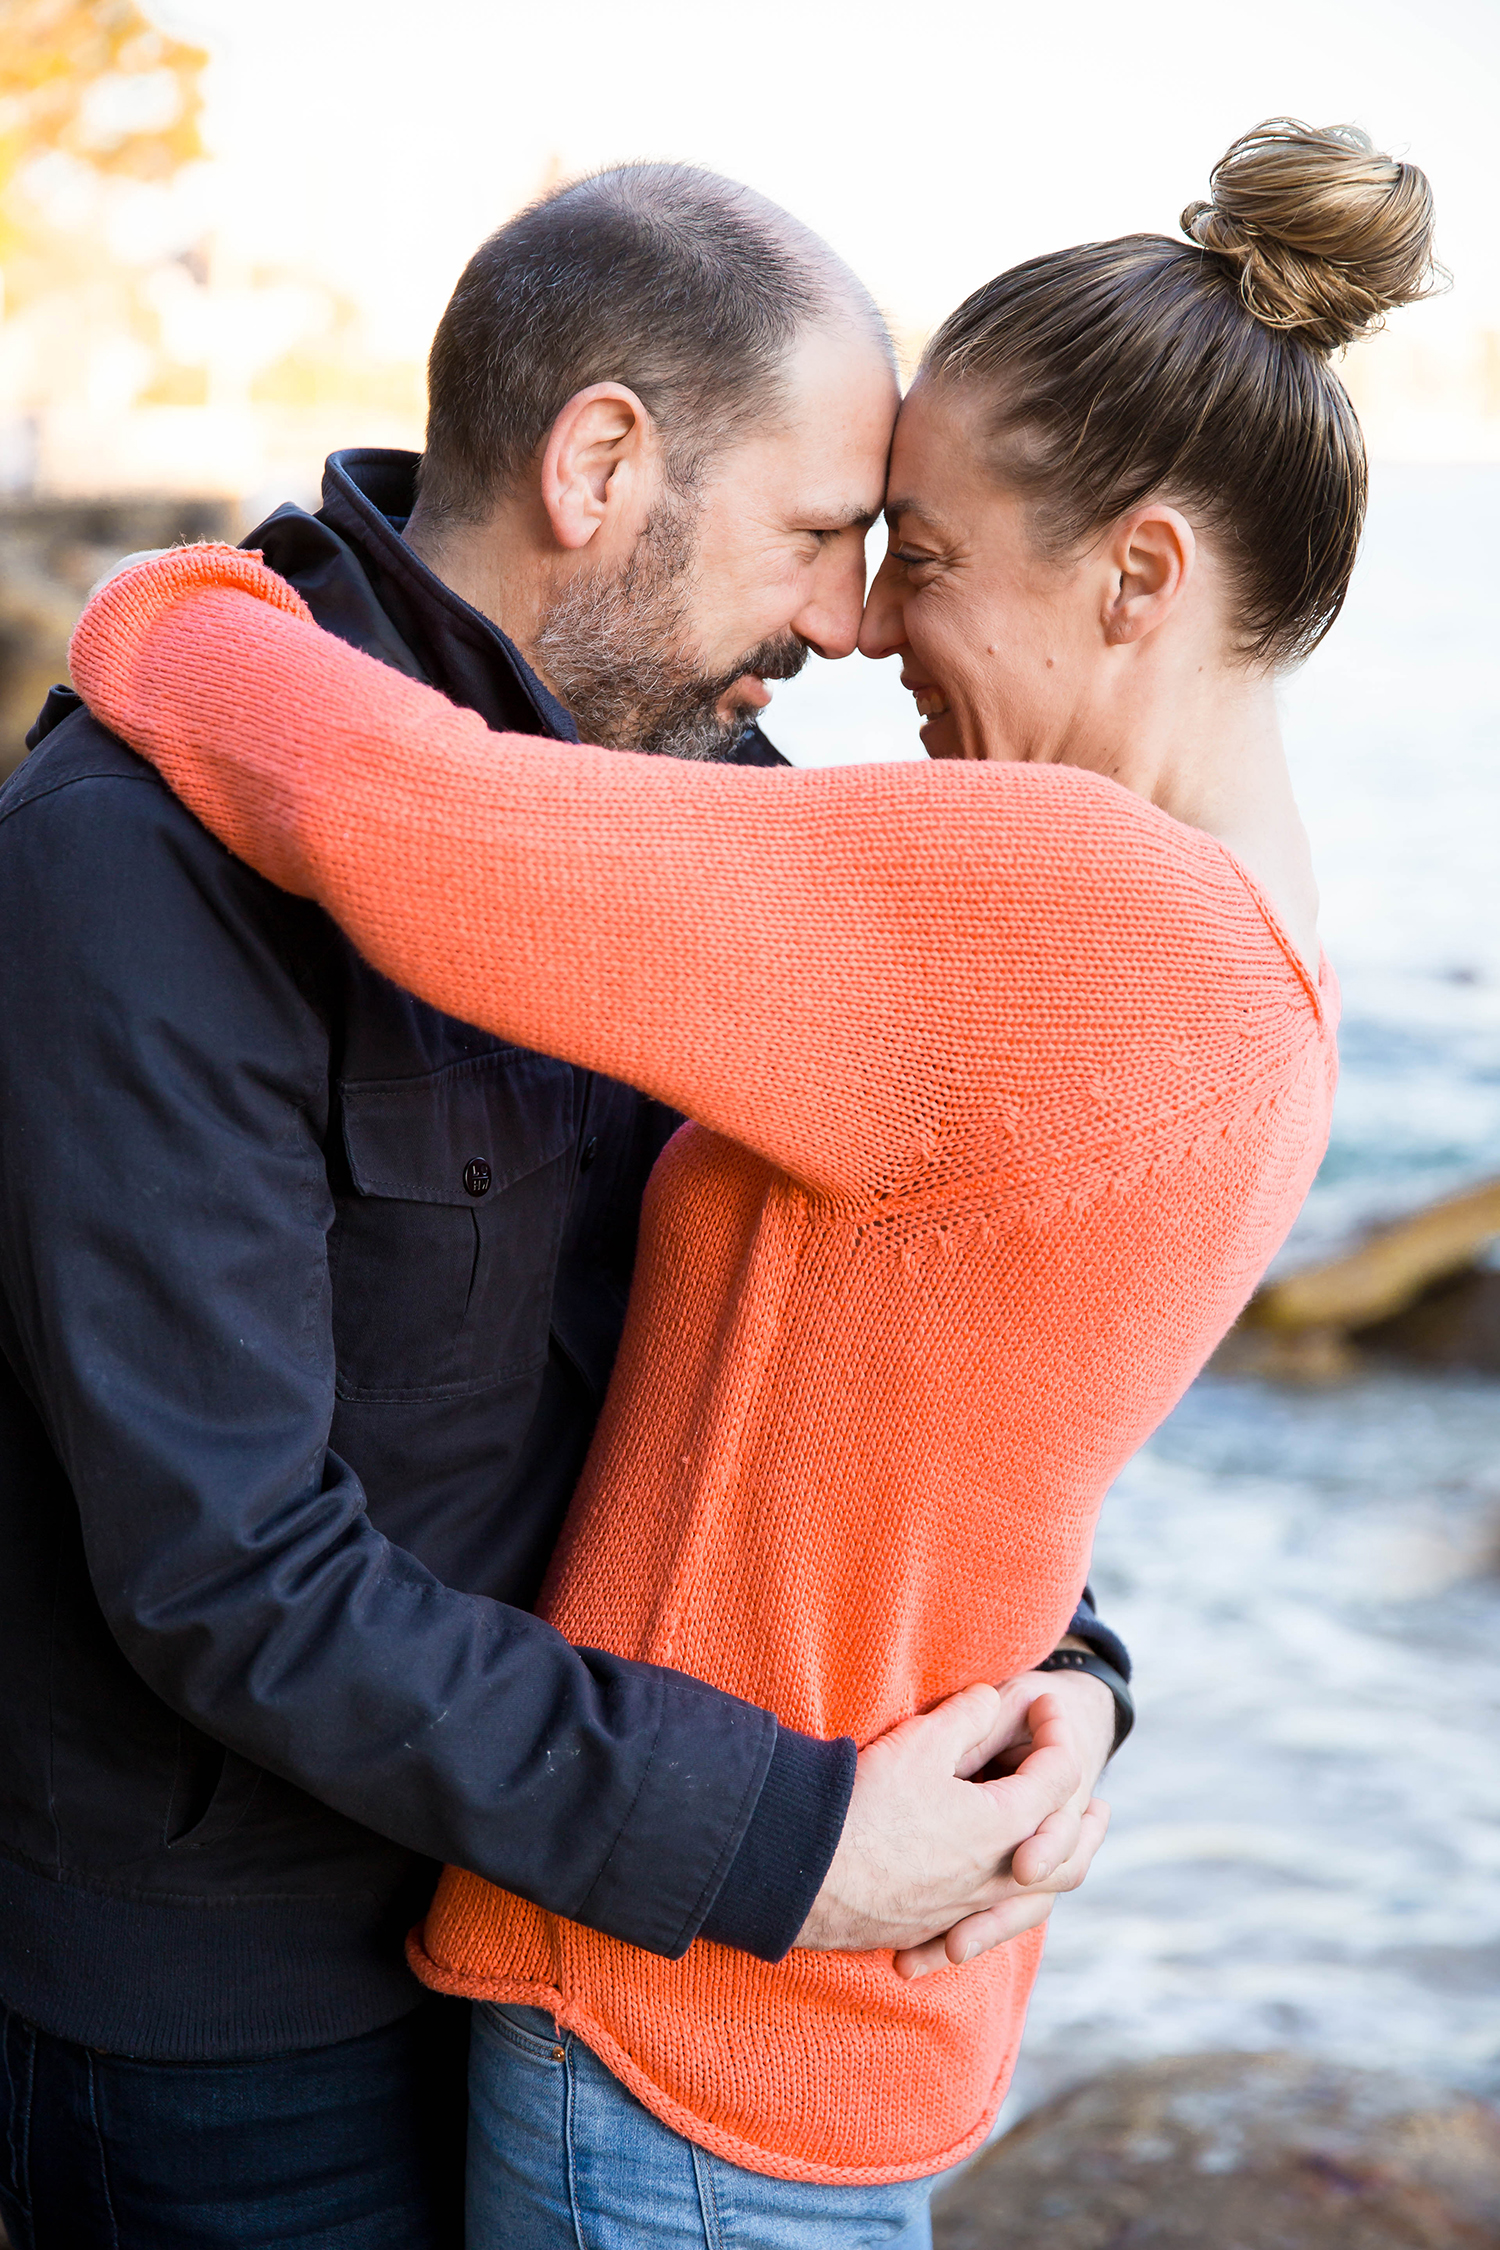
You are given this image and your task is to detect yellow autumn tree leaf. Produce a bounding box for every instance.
[0,0,207,236]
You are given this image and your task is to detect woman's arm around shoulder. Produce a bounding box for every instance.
[70,545,1320,1205]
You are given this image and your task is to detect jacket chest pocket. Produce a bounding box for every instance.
[330,1050,577,1400]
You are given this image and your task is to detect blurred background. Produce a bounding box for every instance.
[3,0,1498,752]
[2,0,1496,2222]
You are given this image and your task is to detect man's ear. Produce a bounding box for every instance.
[539,383,655,553]
[1101,505,1195,647]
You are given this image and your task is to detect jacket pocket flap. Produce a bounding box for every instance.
[340,1049,576,1206]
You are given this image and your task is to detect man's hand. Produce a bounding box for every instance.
[891,1662,1116,1979]
[795,1683,1081,1958]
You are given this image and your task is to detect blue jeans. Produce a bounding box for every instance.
[468,2003,938,2250]
[0,1994,467,2248]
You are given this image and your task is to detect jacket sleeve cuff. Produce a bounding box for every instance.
[566,1666,777,1960]
[695,1725,856,1964]
[1065,1583,1132,1681]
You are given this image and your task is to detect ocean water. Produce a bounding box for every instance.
[768,462,1500,2111]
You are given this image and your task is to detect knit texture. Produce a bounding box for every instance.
[70,544,1338,2184]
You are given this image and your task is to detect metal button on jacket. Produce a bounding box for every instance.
[463,1158,492,1198]
[579,1136,598,1173]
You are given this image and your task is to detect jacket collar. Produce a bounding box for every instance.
[247,449,578,743]
[247,447,787,770]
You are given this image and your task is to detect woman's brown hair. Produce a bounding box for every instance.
[922,120,1441,665]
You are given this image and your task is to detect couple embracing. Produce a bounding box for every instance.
[0,117,1434,2249]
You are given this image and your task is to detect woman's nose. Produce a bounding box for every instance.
[858,554,905,661]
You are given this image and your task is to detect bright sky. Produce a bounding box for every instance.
[154,0,1499,360]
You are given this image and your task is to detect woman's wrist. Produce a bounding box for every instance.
[1036,1644,1135,1757]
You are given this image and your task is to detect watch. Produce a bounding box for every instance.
[1034,1646,1135,1757]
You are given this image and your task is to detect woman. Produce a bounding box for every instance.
[71,118,1434,2250]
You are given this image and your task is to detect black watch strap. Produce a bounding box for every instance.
[1034,1647,1135,1757]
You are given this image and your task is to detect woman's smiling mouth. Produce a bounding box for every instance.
[901,673,950,720]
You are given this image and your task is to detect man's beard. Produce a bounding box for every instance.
[531,502,808,761]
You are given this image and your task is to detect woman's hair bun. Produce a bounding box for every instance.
[1181,118,1442,351]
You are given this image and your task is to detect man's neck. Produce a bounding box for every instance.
[403,504,559,691]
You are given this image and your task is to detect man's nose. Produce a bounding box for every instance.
[858,554,905,661]
[791,540,872,661]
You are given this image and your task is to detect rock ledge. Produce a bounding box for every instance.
[932,2051,1500,2249]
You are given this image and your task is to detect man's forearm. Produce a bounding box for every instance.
[0,760,813,1964]
[698,1727,856,1960]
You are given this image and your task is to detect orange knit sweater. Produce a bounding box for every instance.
[70,545,1338,2185]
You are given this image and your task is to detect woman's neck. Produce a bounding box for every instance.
[1056,657,1322,984]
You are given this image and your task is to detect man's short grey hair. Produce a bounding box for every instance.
[415,163,891,529]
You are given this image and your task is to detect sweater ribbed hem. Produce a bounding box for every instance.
[0,1849,426,2060]
[407,1947,1015,2185]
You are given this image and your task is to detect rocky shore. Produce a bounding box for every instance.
[933,2054,1500,2248]
[1218,1176,1500,1383]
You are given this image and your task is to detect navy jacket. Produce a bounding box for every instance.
[0,451,1128,2060]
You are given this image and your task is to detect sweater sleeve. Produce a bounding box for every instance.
[70,546,1315,1205]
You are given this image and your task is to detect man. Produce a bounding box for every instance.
[0,166,1130,2246]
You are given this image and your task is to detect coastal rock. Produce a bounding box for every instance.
[1247,1178,1500,1339]
[931,2052,1500,2249]
[1216,1175,1500,1380]
[1358,1265,1500,1376]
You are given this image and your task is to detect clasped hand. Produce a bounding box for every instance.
[795,1675,1112,1980]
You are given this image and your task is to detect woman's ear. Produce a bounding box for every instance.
[539,383,655,553]
[1101,505,1196,646]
